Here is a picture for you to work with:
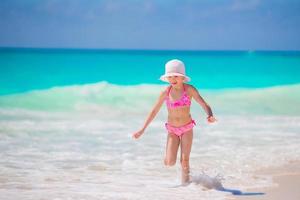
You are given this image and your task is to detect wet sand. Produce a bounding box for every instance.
[227,160,300,200]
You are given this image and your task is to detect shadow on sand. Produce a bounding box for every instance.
[190,173,265,196]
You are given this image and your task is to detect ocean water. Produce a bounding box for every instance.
[0,48,300,200]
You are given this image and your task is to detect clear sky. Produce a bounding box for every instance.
[0,0,299,50]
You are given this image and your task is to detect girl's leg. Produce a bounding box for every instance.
[180,129,193,184]
[164,133,180,166]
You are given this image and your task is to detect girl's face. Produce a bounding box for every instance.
[167,76,185,86]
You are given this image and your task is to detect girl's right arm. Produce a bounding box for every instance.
[132,89,167,139]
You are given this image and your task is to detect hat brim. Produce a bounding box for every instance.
[159,73,191,82]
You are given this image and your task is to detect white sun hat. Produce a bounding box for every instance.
[159,59,191,82]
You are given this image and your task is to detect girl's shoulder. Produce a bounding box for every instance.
[184,84,198,95]
[184,83,196,91]
[163,85,172,93]
[159,86,170,98]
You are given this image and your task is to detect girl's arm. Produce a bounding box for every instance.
[189,85,216,122]
[132,90,166,139]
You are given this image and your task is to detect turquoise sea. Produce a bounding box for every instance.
[0,48,300,200]
[1,48,300,94]
[1,48,300,115]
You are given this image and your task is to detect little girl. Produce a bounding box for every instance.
[132,59,217,184]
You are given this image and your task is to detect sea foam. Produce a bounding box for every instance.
[0,82,300,200]
[0,81,299,116]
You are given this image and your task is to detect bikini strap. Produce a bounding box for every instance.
[167,85,172,95]
[165,86,171,101]
[183,84,187,94]
[183,84,190,99]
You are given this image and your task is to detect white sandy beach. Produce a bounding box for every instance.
[227,160,300,200]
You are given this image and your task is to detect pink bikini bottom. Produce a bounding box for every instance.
[165,120,196,137]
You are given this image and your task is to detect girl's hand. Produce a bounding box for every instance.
[132,129,144,139]
[207,116,217,123]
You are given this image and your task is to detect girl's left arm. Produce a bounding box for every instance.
[189,85,215,121]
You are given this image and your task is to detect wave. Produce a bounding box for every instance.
[0,81,299,116]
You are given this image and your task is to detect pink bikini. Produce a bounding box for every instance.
[165,85,196,137]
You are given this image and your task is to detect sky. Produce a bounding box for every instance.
[0,0,300,50]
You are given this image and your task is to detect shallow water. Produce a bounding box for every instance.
[0,86,299,199]
[1,48,300,199]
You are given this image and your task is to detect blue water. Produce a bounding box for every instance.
[1,48,300,200]
[1,48,300,95]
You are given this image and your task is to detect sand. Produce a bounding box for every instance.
[226,160,300,200]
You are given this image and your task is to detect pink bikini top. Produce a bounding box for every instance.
[165,85,191,109]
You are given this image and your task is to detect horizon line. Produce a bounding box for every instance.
[1,46,300,52]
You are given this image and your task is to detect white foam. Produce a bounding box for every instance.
[1,83,300,199]
[0,82,300,115]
